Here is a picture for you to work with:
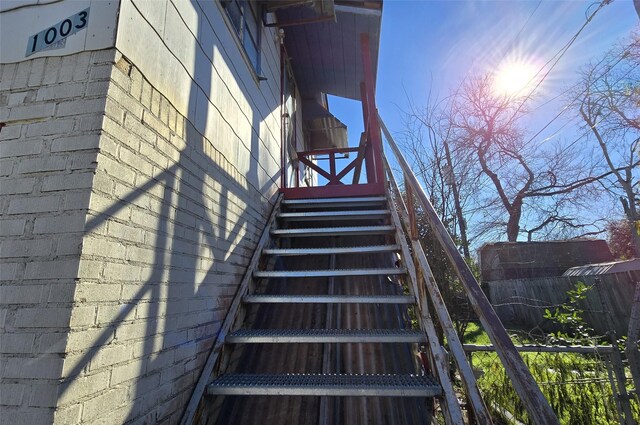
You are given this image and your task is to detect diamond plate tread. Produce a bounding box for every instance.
[277,210,390,221]
[226,328,426,343]
[271,225,395,237]
[253,268,407,278]
[262,245,401,256]
[207,373,441,397]
[243,294,415,304]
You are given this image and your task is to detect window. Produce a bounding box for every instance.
[221,0,261,74]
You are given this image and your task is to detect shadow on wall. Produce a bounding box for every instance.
[57,1,281,422]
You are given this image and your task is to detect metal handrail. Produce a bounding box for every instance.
[378,113,560,425]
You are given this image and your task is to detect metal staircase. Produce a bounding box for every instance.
[183,195,458,424]
[179,114,562,424]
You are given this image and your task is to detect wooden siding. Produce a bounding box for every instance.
[488,271,640,335]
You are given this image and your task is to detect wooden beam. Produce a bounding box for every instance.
[297,146,359,156]
[360,34,384,185]
[352,132,367,185]
[464,344,614,354]
[298,154,334,181]
[281,182,384,199]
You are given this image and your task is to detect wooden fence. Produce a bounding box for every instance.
[488,271,640,335]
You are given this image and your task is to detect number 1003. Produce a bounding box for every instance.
[26,8,90,57]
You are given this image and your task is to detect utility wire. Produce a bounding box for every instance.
[507,0,614,125]
[500,0,542,61]
[524,56,638,149]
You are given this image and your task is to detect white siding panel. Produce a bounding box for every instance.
[116,0,282,193]
[0,0,119,64]
[162,2,197,83]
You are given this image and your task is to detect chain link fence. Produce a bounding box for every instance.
[463,345,639,425]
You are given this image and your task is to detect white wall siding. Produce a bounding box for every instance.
[115,0,282,194]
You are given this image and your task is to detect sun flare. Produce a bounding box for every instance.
[493,59,539,98]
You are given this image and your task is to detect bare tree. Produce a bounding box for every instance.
[446,75,605,242]
[575,32,640,256]
[399,93,478,259]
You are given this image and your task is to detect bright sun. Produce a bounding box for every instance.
[493,59,539,98]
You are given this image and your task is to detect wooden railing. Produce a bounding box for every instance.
[379,114,561,425]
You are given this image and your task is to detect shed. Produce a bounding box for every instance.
[479,239,614,282]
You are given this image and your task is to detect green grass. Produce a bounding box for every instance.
[460,322,639,424]
[462,321,491,345]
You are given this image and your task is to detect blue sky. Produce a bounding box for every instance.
[332,0,638,140]
[328,1,638,242]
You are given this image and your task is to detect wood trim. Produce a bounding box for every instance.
[281,182,384,199]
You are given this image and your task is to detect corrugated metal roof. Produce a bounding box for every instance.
[562,258,640,276]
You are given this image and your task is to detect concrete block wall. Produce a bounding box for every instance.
[0,50,114,424]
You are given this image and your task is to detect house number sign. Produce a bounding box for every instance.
[26,8,90,57]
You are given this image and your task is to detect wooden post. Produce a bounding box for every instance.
[329,151,336,184]
[604,355,627,424]
[626,282,640,397]
[406,177,418,241]
[386,161,493,424]
[360,34,384,185]
[595,278,636,424]
[360,82,375,185]
[379,115,560,425]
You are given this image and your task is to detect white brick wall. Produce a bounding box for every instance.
[0,49,117,425]
[55,42,278,421]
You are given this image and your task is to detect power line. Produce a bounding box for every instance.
[507,0,613,125]
[524,56,638,149]
[500,0,542,61]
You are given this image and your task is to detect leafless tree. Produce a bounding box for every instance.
[399,92,478,259]
[445,75,607,242]
[574,32,640,256]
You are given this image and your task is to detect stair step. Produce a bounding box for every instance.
[263,245,401,256]
[271,225,395,237]
[278,210,390,221]
[226,328,426,343]
[243,294,415,304]
[282,196,387,209]
[254,268,406,278]
[207,373,441,397]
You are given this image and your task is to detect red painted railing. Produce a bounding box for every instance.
[281,34,385,199]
